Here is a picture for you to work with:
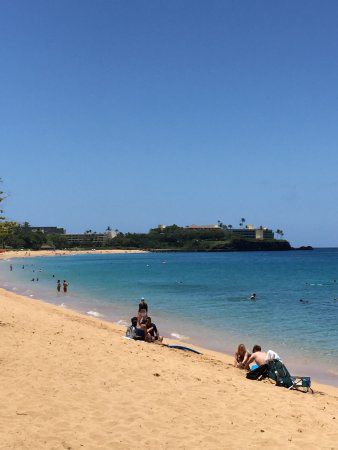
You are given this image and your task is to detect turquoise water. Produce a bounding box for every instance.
[1,250,338,385]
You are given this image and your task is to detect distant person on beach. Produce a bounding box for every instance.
[63,280,69,293]
[250,293,257,301]
[10,264,12,271]
[57,280,61,292]
[126,317,145,341]
[22,265,25,269]
[234,344,250,368]
[243,346,281,370]
[138,297,148,323]
[242,345,267,369]
[145,317,163,343]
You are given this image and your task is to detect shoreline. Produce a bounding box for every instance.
[0,249,148,260]
[2,282,338,389]
[1,285,338,395]
[1,249,337,388]
[1,287,338,448]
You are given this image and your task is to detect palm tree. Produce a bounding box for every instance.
[275,229,284,239]
[239,218,246,228]
[228,225,233,229]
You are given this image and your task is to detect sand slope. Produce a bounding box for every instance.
[0,289,337,450]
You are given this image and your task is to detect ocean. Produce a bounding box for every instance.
[1,249,337,385]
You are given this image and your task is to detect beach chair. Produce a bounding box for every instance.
[288,376,313,393]
[267,360,313,393]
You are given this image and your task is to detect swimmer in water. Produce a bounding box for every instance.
[299,299,309,304]
[250,293,257,301]
[57,280,61,292]
[31,278,35,282]
[10,264,13,271]
[63,280,69,293]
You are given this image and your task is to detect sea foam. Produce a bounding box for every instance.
[87,310,103,318]
[171,332,189,340]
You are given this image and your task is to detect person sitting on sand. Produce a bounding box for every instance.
[242,345,281,370]
[145,317,163,343]
[234,344,250,368]
[126,317,145,341]
[138,297,148,324]
[241,345,266,369]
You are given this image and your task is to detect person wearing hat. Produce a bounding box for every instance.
[138,297,148,324]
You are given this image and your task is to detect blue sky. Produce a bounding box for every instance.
[1,1,338,246]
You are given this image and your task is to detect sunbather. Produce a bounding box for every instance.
[234,344,250,368]
[126,317,145,341]
[242,345,267,369]
[243,345,281,369]
[145,317,163,343]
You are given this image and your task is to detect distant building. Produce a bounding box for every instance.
[64,230,117,247]
[185,224,221,230]
[30,226,66,235]
[225,227,274,240]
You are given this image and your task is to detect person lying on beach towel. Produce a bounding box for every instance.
[126,317,145,341]
[145,317,163,343]
[234,344,251,368]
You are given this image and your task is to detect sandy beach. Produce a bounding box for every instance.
[0,249,148,260]
[0,285,337,450]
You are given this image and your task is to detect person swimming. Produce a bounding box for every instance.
[250,293,257,301]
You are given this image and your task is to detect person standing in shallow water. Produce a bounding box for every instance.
[63,280,69,293]
[138,297,148,324]
[57,280,61,293]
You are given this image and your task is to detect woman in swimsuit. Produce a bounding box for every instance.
[234,344,250,368]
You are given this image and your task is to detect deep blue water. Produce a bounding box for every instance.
[1,249,337,384]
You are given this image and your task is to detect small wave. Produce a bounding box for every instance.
[87,310,103,318]
[60,303,67,308]
[29,294,34,297]
[117,319,128,326]
[170,332,189,340]
[12,287,17,291]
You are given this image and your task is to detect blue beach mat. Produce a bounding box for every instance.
[167,345,202,355]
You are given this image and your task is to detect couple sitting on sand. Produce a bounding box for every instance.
[234,344,281,370]
[126,298,163,343]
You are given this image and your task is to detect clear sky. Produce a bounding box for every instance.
[1,1,338,246]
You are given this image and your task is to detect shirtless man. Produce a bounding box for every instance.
[241,345,267,369]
